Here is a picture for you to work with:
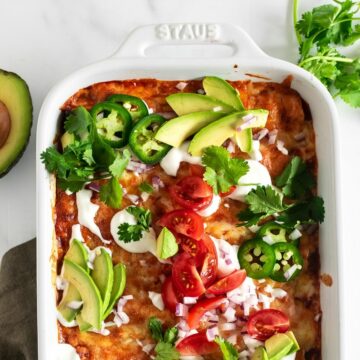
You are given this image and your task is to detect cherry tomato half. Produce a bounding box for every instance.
[158,209,204,240]
[161,276,180,312]
[179,235,217,287]
[169,176,213,210]
[247,309,290,341]
[187,296,227,329]
[176,332,219,356]
[207,270,247,295]
[172,253,205,297]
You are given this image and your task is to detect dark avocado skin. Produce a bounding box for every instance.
[0,69,33,178]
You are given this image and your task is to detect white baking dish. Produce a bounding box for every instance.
[36,23,342,359]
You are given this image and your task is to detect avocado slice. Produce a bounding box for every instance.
[156,227,179,259]
[103,263,127,319]
[203,76,244,111]
[76,313,93,332]
[235,128,253,153]
[188,109,269,156]
[155,111,225,148]
[62,259,103,330]
[285,331,300,353]
[61,131,75,150]
[166,93,234,116]
[265,333,294,360]
[0,69,32,177]
[91,248,114,313]
[57,239,89,322]
[252,346,269,360]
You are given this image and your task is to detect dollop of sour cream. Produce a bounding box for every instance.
[160,142,201,176]
[76,189,110,244]
[228,160,271,202]
[210,236,240,277]
[197,195,221,217]
[110,207,157,255]
[56,343,81,360]
[70,224,84,242]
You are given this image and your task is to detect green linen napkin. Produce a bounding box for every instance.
[0,239,37,360]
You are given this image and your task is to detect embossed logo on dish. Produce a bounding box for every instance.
[156,24,219,41]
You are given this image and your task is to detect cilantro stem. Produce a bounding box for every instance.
[293,0,301,44]
[299,55,353,67]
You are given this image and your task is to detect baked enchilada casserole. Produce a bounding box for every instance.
[41,76,324,360]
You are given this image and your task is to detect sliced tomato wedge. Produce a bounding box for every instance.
[158,209,204,240]
[219,185,236,197]
[187,296,226,329]
[172,253,205,297]
[161,276,179,312]
[207,270,247,295]
[179,235,217,287]
[247,309,290,341]
[169,176,213,210]
[176,331,219,356]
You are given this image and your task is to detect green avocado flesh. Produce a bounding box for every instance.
[156,227,179,259]
[265,333,294,360]
[103,263,126,319]
[0,69,32,177]
[203,76,245,111]
[58,239,89,322]
[62,259,103,330]
[188,109,269,156]
[252,346,269,360]
[155,111,225,147]
[166,93,235,116]
[91,248,114,313]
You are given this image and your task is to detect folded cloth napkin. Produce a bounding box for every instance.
[0,239,37,360]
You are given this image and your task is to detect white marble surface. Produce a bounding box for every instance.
[0,0,359,357]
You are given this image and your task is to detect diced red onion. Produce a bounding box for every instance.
[206,326,219,341]
[175,303,189,317]
[183,296,198,305]
[236,115,256,131]
[284,264,302,281]
[142,344,155,354]
[226,140,236,153]
[152,176,164,190]
[177,319,190,331]
[127,160,153,173]
[227,334,237,345]
[86,182,100,193]
[118,311,130,324]
[56,276,67,291]
[289,228,302,240]
[113,313,123,327]
[268,129,278,144]
[276,140,288,155]
[253,128,269,141]
[122,295,134,300]
[207,314,220,323]
[157,111,176,120]
[127,194,139,204]
[294,132,306,141]
[197,89,205,94]
[219,322,237,331]
[176,82,188,91]
[271,288,287,299]
[223,306,237,322]
[139,259,147,266]
[178,329,188,338]
[262,235,275,245]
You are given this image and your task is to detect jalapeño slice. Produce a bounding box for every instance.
[270,242,303,283]
[258,222,288,244]
[129,114,171,164]
[238,239,276,280]
[107,94,148,122]
[90,102,132,148]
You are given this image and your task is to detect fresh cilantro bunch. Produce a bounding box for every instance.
[294,0,360,107]
[202,145,249,194]
[41,106,130,208]
[117,206,152,242]
[214,337,239,360]
[148,317,179,360]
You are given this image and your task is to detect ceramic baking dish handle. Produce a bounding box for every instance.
[112,23,267,59]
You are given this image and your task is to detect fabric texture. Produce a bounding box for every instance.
[0,239,37,360]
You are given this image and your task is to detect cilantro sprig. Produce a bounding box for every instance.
[117,206,152,243]
[148,317,179,360]
[41,106,130,208]
[202,145,249,195]
[214,337,239,360]
[294,0,360,107]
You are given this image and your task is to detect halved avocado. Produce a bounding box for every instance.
[235,128,253,153]
[166,93,234,116]
[203,76,245,111]
[0,69,32,177]
[57,239,89,322]
[252,346,269,360]
[265,333,294,360]
[155,111,226,147]
[62,259,103,330]
[103,263,127,319]
[188,109,269,156]
[91,248,114,313]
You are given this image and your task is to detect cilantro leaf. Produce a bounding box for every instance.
[117,206,152,242]
[275,156,315,198]
[99,177,123,208]
[154,342,179,360]
[109,149,131,177]
[202,146,249,194]
[214,337,239,360]
[139,181,154,193]
[64,106,92,138]
[164,327,178,345]
[148,317,164,342]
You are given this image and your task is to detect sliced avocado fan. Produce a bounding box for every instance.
[0,69,32,177]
